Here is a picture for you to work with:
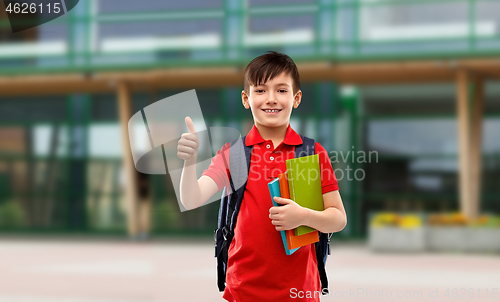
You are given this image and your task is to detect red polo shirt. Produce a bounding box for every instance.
[202,124,338,302]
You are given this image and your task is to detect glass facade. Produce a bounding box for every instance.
[0,0,499,237]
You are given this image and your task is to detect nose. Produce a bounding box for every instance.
[266,91,278,104]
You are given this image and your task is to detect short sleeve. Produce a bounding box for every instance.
[315,142,339,194]
[201,142,231,192]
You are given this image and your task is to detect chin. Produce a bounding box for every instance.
[260,121,285,128]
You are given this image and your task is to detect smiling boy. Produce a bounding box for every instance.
[177,51,347,301]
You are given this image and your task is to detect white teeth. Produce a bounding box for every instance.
[264,109,279,113]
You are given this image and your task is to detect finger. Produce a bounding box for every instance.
[269,213,280,220]
[274,196,291,205]
[177,145,195,154]
[271,220,280,225]
[179,138,198,149]
[177,151,191,159]
[181,133,199,143]
[269,207,280,214]
[185,116,197,134]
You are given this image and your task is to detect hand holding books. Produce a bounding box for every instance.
[270,196,305,231]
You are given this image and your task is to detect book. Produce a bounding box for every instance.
[286,154,324,236]
[268,177,299,255]
[278,172,319,249]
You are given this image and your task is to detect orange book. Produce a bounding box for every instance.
[278,173,319,249]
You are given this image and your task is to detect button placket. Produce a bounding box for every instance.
[265,163,274,180]
[261,145,272,179]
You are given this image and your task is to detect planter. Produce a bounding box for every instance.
[369,226,426,252]
[368,212,426,252]
[466,228,500,253]
[426,226,468,252]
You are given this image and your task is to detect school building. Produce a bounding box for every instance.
[0,0,499,238]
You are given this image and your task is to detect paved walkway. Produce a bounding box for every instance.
[0,238,498,302]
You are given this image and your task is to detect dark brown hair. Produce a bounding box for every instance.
[243,51,300,95]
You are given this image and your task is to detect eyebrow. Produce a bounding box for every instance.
[255,83,291,87]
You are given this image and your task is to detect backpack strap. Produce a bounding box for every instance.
[316,232,332,294]
[227,135,252,230]
[216,135,252,292]
[295,135,315,157]
[296,135,331,295]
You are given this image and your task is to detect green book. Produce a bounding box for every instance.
[286,154,323,236]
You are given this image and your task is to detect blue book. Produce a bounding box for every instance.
[268,177,299,255]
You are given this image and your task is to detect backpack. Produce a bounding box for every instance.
[213,134,333,295]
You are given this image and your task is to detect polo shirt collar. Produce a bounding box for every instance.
[245,124,303,146]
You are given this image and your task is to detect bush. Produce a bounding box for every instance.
[153,200,180,231]
[0,200,25,229]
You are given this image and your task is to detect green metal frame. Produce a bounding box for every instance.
[0,0,498,75]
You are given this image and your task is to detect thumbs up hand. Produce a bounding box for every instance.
[177,116,200,163]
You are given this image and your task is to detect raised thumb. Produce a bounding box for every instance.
[185,116,197,134]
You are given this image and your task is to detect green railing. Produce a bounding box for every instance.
[0,0,499,75]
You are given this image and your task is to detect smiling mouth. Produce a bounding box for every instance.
[262,109,282,113]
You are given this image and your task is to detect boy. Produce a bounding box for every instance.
[177,51,347,301]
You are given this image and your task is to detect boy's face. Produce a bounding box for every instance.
[241,71,301,129]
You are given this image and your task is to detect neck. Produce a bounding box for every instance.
[254,122,289,147]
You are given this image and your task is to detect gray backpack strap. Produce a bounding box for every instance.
[216,135,252,292]
[227,135,252,231]
[228,136,249,195]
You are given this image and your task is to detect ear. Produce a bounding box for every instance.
[241,90,250,109]
[293,90,302,109]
